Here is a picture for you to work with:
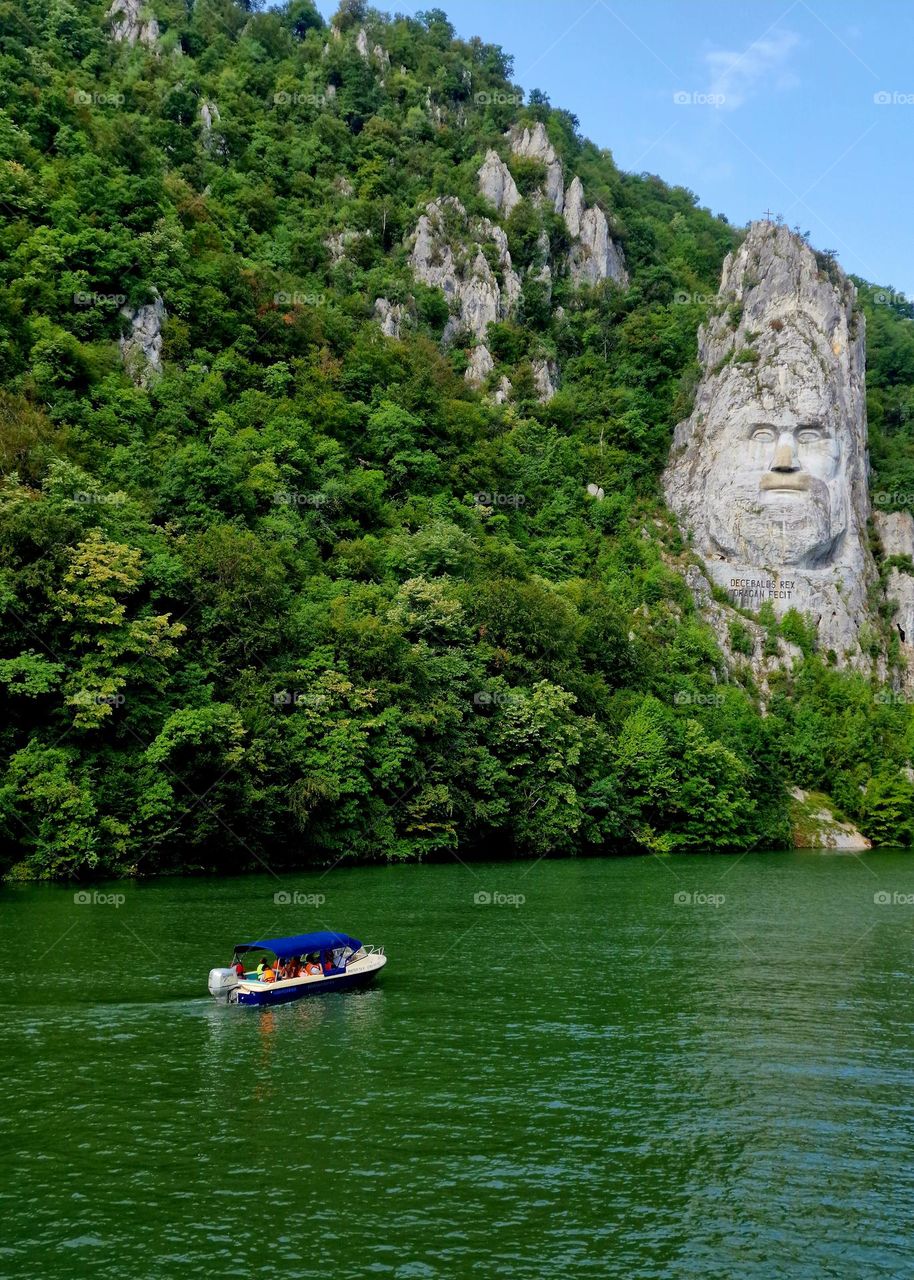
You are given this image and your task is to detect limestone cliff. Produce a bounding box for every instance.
[408,196,522,347]
[875,510,914,662]
[664,221,880,672]
[119,292,166,385]
[107,0,159,48]
[509,122,564,213]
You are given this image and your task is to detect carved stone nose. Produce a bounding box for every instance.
[771,430,799,472]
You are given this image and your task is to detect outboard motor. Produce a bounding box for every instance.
[208,967,240,1001]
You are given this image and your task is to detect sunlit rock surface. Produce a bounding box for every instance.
[875,510,914,653]
[374,297,405,339]
[477,150,521,216]
[465,344,495,387]
[509,122,564,213]
[532,355,558,402]
[108,0,159,47]
[408,196,521,344]
[563,176,628,288]
[119,292,165,385]
[664,221,878,669]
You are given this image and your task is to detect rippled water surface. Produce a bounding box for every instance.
[3,851,914,1278]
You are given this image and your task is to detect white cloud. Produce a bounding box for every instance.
[705,29,801,111]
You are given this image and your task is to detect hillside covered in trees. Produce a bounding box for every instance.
[2,0,914,879]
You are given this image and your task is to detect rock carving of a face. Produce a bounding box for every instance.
[705,407,848,568]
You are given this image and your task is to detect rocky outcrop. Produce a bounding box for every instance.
[465,344,495,387]
[664,221,879,672]
[408,196,521,344]
[119,292,165,385]
[107,0,159,48]
[477,150,521,217]
[563,176,628,288]
[325,229,367,263]
[199,100,220,149]
[789,787,872,850]
[509,123,563,214]
[493,375,512,404]
[354,27,390,71]
[371,298,404,340]
[875,511,914,652]
[532,355,558,402]
[503,127,627,288]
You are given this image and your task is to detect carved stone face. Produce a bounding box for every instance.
[705,405,849,568]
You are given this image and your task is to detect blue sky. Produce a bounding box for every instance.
[306,0,914,296]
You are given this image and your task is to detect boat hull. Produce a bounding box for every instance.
[232,953,386,1006]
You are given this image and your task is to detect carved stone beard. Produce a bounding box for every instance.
[707,475,848,568]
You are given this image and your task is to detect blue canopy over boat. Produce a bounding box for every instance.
[234,930,362,959]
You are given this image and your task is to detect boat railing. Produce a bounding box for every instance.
[359,944,385,958]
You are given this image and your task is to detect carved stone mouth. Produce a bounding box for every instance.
[760,471,810,492]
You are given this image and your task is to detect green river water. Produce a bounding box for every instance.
[3,850,914,1279]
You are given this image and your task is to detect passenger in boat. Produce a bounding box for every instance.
[304,956,322,976]
[261,964,276,983]
[256,959,267,977]
[232,960,245,978]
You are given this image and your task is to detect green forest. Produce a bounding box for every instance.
[2,0,914,879]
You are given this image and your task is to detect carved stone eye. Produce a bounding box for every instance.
[796,427,822,444]
[751,427,776,442]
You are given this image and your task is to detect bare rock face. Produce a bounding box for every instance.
[120,292,166,385]
[532,355,558,402]
[875,511,914,651]
[789,787,872,850]
[408,196,521,344]
[465,344,495,387]
[108,0,159,48]
[477,150,521,217]
[664,221,877,669]
[199,100,220,149]
[509,123,563,214]
[563,176,628,288]
[325,229,367,263]
[374,297,406,339]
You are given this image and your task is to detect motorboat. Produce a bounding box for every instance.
[208,929,386,1006]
